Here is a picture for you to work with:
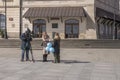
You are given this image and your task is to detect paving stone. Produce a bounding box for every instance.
[0,48,120,80]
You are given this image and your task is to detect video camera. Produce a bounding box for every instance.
[25,30,32,41]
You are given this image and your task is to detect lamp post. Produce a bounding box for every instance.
[4,0,8,39]
[113,12,115,39]
[19,0,23,37]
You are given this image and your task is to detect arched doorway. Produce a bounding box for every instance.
[65,19,79,38]
[33,19,46,38]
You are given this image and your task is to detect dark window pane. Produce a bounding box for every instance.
[33,25,39,34]
[73,25,79,34]
[42,25,46,32]
[0,14,5,29]
[66,25,72,34]
[52,23,58,28]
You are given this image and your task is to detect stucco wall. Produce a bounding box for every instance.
[6,8,20,38]
[0,0,19,7]
[84,5,97,39]
[23,0,94,7]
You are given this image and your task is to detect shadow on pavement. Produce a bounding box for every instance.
[34,60,90,64]
[61,60,90,64]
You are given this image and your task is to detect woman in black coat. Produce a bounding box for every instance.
[53,32,61,63]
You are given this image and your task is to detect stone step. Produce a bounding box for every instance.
[0,39,120,48]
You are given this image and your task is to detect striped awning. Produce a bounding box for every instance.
[96,7,120,21]
[23,7,86,18]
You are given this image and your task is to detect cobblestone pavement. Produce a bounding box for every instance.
[0,48,120,80]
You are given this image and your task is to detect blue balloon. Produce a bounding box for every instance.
[45,47,50,51]
[49,47,55,53]
[47,42,52,47]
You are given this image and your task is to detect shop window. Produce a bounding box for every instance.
[65,19,79,38]
[33,19,46,38]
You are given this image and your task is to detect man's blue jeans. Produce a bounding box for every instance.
[21,49,29,61]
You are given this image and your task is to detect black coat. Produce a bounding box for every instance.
[20,33,32,50]
[53,39,60,54]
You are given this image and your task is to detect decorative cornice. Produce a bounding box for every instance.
[0,6,20,8]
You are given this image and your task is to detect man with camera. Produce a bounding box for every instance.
[20,29,32,62]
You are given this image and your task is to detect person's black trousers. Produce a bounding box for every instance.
[43,54,48,62]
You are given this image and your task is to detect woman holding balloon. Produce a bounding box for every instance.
[44,32,61,63]
[42,32,50,62]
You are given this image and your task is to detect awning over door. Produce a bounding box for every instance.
[23,7,86,18]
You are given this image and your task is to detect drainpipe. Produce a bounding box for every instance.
[19,0,23,37]
[113,0,117,40]
[4,0,8,39]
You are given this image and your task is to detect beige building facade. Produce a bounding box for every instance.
[0,0,120,39]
